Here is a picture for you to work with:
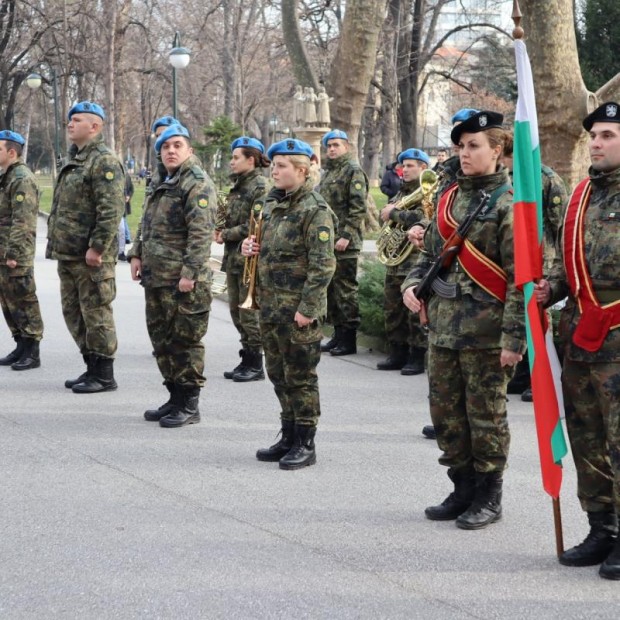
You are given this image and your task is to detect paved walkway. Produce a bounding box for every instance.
[0,219,618,619]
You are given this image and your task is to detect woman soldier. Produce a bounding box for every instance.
[216,137,270,382]
[402,111,525,529]
[242,139,336,470]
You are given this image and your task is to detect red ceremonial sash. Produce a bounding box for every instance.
[436,184,507,302]
[563,178,620,351]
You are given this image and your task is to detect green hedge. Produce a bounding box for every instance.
[358,258,386,340]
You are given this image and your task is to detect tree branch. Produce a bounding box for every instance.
[596,72,620,102]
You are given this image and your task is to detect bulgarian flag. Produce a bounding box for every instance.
[512,38,567,499]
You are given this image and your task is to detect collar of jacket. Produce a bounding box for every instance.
[456,165,511,193]
[324,152,352,171]
[401,178,421,193]
[232,167,262,190]
[0,158,23,180]
[73,133,106,161]
[589,165,620,191]
[162,156,194,186]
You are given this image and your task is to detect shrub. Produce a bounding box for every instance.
[358,258,386,339]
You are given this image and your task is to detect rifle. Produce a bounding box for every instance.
[414,189,492,325]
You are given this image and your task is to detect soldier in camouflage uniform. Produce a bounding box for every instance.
[129,123,216,428]
[502,129,568,401]
[377,148,431,375]
[536,102,620,579]
[215,137,270,382]
[46,102,125,393]
[403,111,525,530]
[242,139,336,470]
[0,130,44,371]
[317,129,368,356]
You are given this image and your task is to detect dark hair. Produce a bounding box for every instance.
[241,147,270,168]
[3,140,23,157]
[437,148,448,155]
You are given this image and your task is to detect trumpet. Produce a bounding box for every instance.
[376,169,439,267]
[239,202,263,310]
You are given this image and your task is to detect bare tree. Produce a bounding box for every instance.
[521,0,620,185]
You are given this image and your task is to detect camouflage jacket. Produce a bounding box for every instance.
[0,159,39,272]
[257,182,337,323]
[403,167,525,352]
[128,157,217,288]
[317,153,368,257]
[47,134,125,262]
[436,154,460,197]
[540,164,568,270]
[220,169,270,274]
[548,166,620,362]
[386,178,430,277]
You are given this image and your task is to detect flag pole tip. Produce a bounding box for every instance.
[512,1,525,40]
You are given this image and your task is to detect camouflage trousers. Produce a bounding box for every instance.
[326,257,360,330]
[57,261,117,358]
[260,321,322,427]
[226,270,262,352]
[145,283,211,387]
[429,345,512,473]
[0,266,43,341]
[563,360,620,513]
[384,272,427,348]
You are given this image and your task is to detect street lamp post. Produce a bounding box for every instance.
[168,32,191,119]
[24,69,62,172]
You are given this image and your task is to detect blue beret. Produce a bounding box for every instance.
[68,101,105,121]
[151,116,178,133]
[321,129,349,147]
[451,108,479,124]
[583,101,620,131]
[398,148,430,166]
[155,124,190,153]
[451,111,503,145]
[0,130,25,146]
[267,139,313,160]
[231,136,265,154]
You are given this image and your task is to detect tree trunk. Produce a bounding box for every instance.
[281,0,320,90]
[520,0,591,185]
[327,0,386,152]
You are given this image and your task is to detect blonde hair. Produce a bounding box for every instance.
[287,154,311,176]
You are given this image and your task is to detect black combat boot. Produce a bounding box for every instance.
[72,356,118,393]
[521,387,533,402]
[456,471,503,530]
[425,468,476,521]
[65,355,92,388]
[0,336,23,366]
[401,346,426,375]
[256,420,296,462]
[600,537,620,580]
[330,328,357,356]
[11,338,41,371]
[233,350,265,382]
[422,425,436,440]
[376,342,408,370]
[321,327,342,353]
[144,381,178,421]
[559,511,618,567]
[279,425,317,470]
[224,349,247,379]
[159,385,201,428]
[507,352,530,394]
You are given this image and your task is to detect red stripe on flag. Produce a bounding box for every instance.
[513,199,542,288]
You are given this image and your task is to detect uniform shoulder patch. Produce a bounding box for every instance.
[318,226,330,242]
[104,169,115,181]
[353,181,363,191]
[552,196,562,205]
[15,191,25,203]
[197,195,209,208]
